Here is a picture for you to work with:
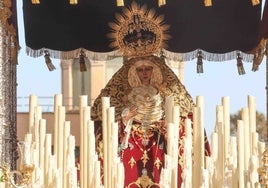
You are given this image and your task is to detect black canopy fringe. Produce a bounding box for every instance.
[26,46,257,68]
[163,49,254,63]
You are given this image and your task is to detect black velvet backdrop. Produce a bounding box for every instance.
[22,0,264,54]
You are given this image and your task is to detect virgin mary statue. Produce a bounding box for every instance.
[90,2,211,187]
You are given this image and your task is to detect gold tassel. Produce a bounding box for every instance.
[116,0,124,7]
[252,48,265,71]
[31,0,40,4]
[44,51,56,71]
[79,51,87,72]
[158,0,166,7]
[196,51,204,73]
[236,53,245,75]
[204,0,212,7]
[251,0,260,6]
[70,0,78,5]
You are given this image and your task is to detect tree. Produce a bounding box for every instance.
[230,110,267,143]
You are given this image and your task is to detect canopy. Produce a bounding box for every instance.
[22,0,268,65]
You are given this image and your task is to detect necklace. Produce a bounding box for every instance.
[131,132,156,168]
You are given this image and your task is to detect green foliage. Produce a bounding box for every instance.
[230,110,267,143]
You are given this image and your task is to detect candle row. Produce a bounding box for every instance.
[16,94,266,188]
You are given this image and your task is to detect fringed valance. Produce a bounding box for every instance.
[22,0,268,71]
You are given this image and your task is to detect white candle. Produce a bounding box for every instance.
[54,94,63,168]
[183,119,192,188]
[68,135,76,165]
[196,96,205,168]
[101,97,110,188]
[94,160,101,188]
[116,162,125,188]
[67,136,77,188]
[44,134,52,186]
[216,105,223,124]
[63,121,71,188]
[258,141,266,166]
[171,112,179,188]
[34,106,42,143]
[222,96,230,163]
[107,107,115,188]
[165,96,174,123]
[24,133,33,143]
[82,106,90,188]
[252,132,259,156]
[29,94,38,134]
[57,106,66,185]
[39,119,46,172]
[211,132,218,162]
[166,123,174,156]
[249,155,259,186]
[192,106,203,188]
[215,122,224,186]
[242,107,250,171]
[48,155,56,185]
[237,120,245,188]
[230,136,238,169]
[112,122,119,162]
[88,120,95,187]
[55,170,62,188]
[248,95,256,155]
[33,106,42,168]
[79,95,88,188]
[0,182,5,188]
[172,105,180,125]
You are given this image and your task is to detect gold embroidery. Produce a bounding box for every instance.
[141,151,149,167]
[128,157,136,168]
[154,157,162,170]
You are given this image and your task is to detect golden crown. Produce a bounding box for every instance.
[107,2,171,57]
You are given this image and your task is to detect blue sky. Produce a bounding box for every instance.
[16,0,266,138]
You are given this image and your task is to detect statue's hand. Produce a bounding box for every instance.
[122,106,138,123]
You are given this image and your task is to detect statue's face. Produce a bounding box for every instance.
[136,65,153,86]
